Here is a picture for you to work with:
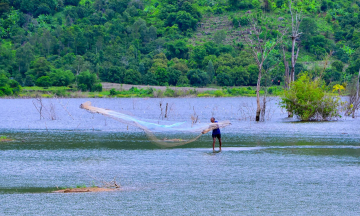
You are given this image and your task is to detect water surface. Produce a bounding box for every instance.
[0,98,359,215]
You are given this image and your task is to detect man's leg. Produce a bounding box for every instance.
[218,137,222,151]
[213,137,216,152]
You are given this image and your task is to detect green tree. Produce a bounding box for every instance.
[166,39,189,59]
[280,73,341,121]
[16,43,34,75]
[155,68,169,86]
[187,69,209,87]
[216,72,232,86]
[331,61,344,72]
[207,60,215,82]
[247,64,258,86]
[191,46,207,64]
[232,66,249,86]
[77,70,98,91]
[123,69,141,84]
[177,75,190,86]
[142,72,158,85]
[168,68,181,86]
[0,41,15,75]
[24,75,35,87]
[27,57,52,79]
[49,69,75,86]
[36,76,52,87]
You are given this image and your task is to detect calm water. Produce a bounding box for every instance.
[0,98,359,215]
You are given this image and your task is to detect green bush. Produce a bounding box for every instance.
[49,70,75,86]
[187,69,209,87]
[93,83,102,92]
[280,73,341,121]
[78,84,87,92]
[0,74,21,96]
[54,89,67,97]
[267,86,283,95]
[214,90,224,97]
[8,80,21,95]
[24,75,35,87]
[109,88,117,95]
[164,87,175,97]
[77,71,99,92]
[146,88,154,95]
[0,86,12,96]
[36,76,52,87]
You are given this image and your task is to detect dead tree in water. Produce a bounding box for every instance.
[32,97,44,120]
[346,71,360,118]
[282,0,302,87]
[32,97,57,120]
[354,68,360,118]
[282,1,302,117]
[288,0,302,83]
[240,16,287,121]
[282,46,290,89]
[260,60,281,121]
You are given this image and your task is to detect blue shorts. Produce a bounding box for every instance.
[212,134,221,139]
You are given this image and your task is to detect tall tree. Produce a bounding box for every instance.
[207,60,215,82]
[240,16,286,121]
[16,43,34,75]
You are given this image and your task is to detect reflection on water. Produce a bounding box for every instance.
[0,98,359,215]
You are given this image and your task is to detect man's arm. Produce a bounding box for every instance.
[202,123,218,134]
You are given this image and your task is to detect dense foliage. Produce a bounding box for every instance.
[280,73,341,121]
[0,0,360,95]
[0,73,20,96]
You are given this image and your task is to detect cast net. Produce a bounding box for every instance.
[80,101,231,147]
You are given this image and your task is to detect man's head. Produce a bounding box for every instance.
[210,117,215,123]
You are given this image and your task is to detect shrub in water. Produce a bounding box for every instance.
[280,73,341,121]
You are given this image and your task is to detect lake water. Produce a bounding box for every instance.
[0,98,359,215]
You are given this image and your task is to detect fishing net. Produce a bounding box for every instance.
[80,101,231,147]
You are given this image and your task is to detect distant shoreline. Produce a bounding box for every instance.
[2,83,283,98]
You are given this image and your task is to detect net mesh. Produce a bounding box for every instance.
[80,101,231,147]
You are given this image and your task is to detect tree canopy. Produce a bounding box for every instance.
[0,0,359,94]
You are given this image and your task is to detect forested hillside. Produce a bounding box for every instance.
[1,0,360,95]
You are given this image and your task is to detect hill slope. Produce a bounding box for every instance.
[0,0,360,95]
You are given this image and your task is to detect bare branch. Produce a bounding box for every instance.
[239,15,287,121]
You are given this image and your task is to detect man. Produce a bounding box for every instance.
[209,117,221,152]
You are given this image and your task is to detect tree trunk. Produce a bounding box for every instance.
[282,46,290,89]
[256,68,262,121]
[290,37,296,82]
[353,68,360,118]
[356,68,360,101]
[261,93,266,122]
